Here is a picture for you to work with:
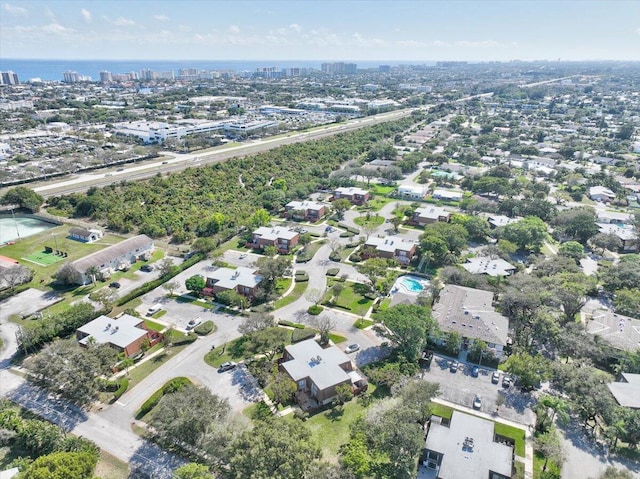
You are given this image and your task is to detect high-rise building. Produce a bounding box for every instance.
[379,65,391,73]
[0,71,19,85]
[100,71,113,83]
[139,68,154,80]
[321,62,357,74]
[63,71,79,83]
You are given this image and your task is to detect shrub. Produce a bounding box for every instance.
[113,379,129,400]
[97,379,119,392]
[295,271,309,282]
[308,305,324,315]
[329,251,342,262]
[350,252,362,262]
[166,329,198,346]
[326,268,340,276]
[136,377,192,418]
[339,231,355,238]
[194,320,215,335]
[278,320,306,329]
[291,328,317,343]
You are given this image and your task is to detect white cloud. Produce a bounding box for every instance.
[44,7,57,22]
[396,40,426,47]
[3,3,28,16]
[229,25,240,33]
[42,23,74,35]
[153,14,169,22]
[432,40,448,47]
[289,23,302,33]
[81,8,91,23]
[103,16,135,27]
[455,40,500,48]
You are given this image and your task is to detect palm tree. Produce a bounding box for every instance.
[85,266,100,284]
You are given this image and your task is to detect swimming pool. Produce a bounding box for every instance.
[392,275,430,295]
[0,216,58,244]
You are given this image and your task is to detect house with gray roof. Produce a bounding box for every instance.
[431,285,509,358]
[280,339,366,411]
[462,257,516,277]
[76,314,159,358]
[203,266,262,297]
[65,235,154,284]
[596,223,638,252]
[608,373,640,409]
[587,310,640,352]
[411,206,451,226]
[420,411,513,479]
[68,227,103,243]
[362,235,417,265]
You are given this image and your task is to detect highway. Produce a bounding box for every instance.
[5,108,412,198]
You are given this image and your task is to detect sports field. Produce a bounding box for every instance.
[23,250,66,266]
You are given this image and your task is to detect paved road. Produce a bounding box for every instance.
[559,420,639,479]
[9,109,412,198]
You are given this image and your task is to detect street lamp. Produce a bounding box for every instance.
[52,233,59,252]
[10,207,21,241]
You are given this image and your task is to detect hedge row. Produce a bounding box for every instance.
[291,328,317,343]
[338,223,360,234]
[295,271,309,282]
[326,268,340,276]
[117,252,206,306]
[278,320,306,329]
[113,378,129,400]
[194,320,216,335]
[308,305,323,315]
[169,330,198,346]
[339,231,355,238]
[136,377,192,418]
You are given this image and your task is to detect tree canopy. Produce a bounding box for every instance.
[374,304,434,361]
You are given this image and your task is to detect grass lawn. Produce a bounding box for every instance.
[353,214,385,228]
[323,282,373,317]
[0,224,127,287]
[371,185,397,196]
[354,318,375,329]
[214,235,248,255]
[273,280,308,309]
[429,402,454,420]
[94,450,129,479]
[494,422,526,457]
[127,344,188,386]
[290,384,377,461]
[339,245,357,261]
[296,240,326,263]
[356,196,395,212]
[144,319,165,332]
[204,336,257,368]
[533,451,561,478]
[276,277,292,295]
[329,333,347,344]
[151,310,167,320]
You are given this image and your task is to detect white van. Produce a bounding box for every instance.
[147,304,162,316]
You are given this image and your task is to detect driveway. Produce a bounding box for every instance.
[422,354,536,425]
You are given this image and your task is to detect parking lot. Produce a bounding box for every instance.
[422,354,536,426]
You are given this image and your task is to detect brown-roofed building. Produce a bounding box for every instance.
[411,206,451,226]
[431,285,509,359]
[76,314,161,358]
[64,235,154,284]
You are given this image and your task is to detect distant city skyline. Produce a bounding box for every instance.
[1,0,639,62]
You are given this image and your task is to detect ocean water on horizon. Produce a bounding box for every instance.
[0,59,418,82]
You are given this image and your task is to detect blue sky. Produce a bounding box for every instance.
[1,0,639,61]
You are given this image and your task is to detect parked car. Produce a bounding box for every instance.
[109,281,121,289]
[239,253,248,259]
[449,361,459,373]
[471,366,479,377]
[473,394,482,409]
[502,375,512,388]
[218,362,237,373]
[491,371,500,384]
[187,317,201,330]
[344,343,360,354]
[140,264,153,272]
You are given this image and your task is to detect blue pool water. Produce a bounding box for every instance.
[400,277,425,292]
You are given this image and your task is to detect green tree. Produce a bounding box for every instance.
[250,208,271,228]
[1,186,44,213]
[613,288,640,317]
[185,275,206,294]
[332,199,352,220]
[534,428,565,473]
[246,327,290,361]
[227,419,321,479]
[451,214,490,243]
[590,233,622,254]
[29,340,118,406]
[162,280,179,297]
[593,467,634,479]
[499,216,548,252]
[255,256,291,301]
[174,463,214,479]
[268,372,297,407]
[20,451,97,479]
[503,352,551,391]
[554,208,598,244]
[358,257,390,295]
[558,241,584,262]
[373,304,434,361]
[335,383,355,406]
[419,222,469,266]
[547,272,596,324]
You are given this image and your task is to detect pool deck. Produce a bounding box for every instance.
[391,274,431,296]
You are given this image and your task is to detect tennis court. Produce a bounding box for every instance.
[23,250,66,266]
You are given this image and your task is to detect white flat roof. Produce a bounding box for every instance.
[77,314,147,349]
[253,226,299,241]
[207,266,262,289]
[282,339,352,390]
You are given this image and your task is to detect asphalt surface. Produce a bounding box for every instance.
[422,354,536,426]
